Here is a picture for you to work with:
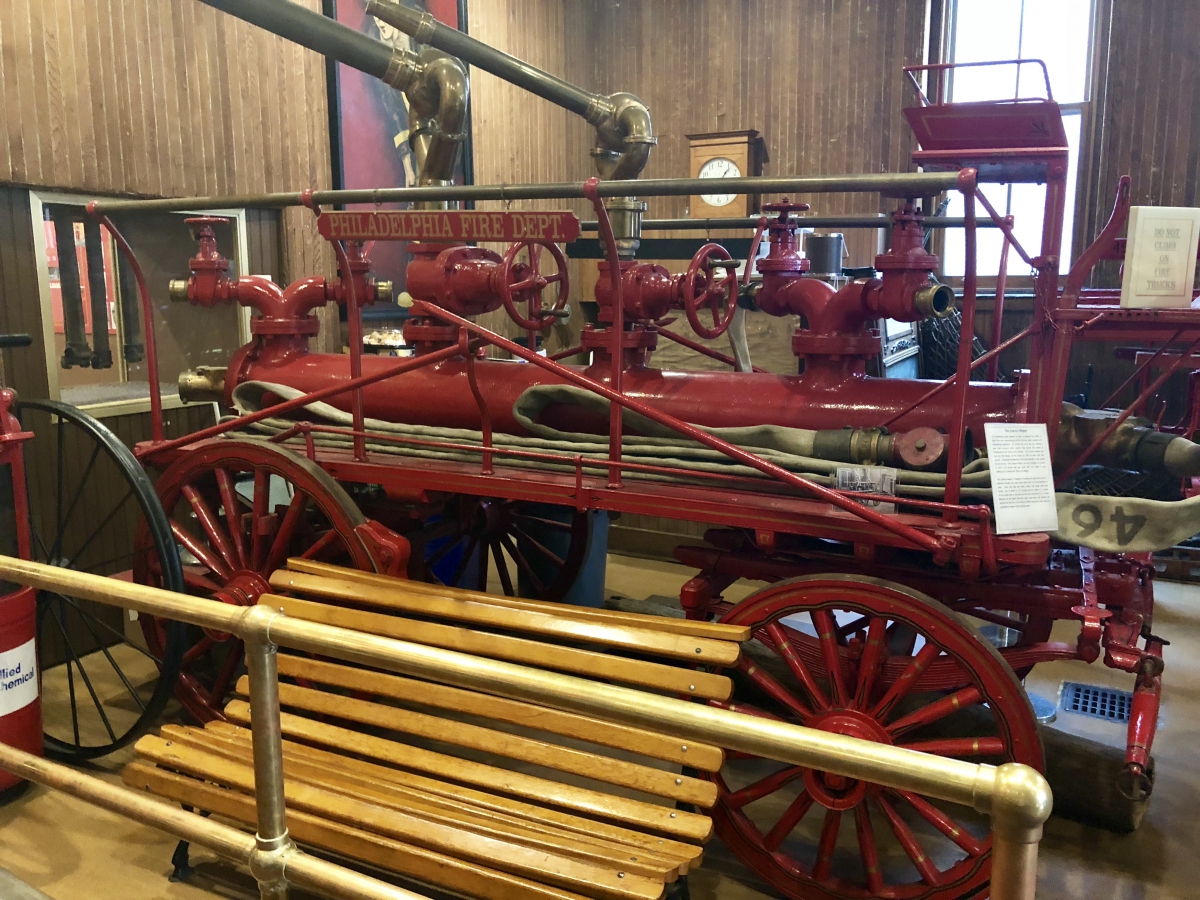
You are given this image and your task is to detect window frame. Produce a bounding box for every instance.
[934,0,1099,291]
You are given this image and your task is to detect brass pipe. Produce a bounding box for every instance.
[88,171,967,215]
[0,743,424,900]
[0,557,1051,899]
[364,0,654,180]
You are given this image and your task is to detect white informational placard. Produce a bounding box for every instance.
[836,466,897,514]
[0,638,39,717]
[1120,206,1200,309]
[984,423,1060,535]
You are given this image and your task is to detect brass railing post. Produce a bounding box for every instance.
[241,605,296,900]
[980,763,1054,900]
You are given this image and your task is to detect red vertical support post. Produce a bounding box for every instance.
[90,209,165,442]
[332,239,367,461]
[988,216,1013,383]
[942,171,979,520]
[585,178,624,489]
[1027,172,1072,444]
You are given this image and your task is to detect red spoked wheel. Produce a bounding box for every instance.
[406,496,590,601]
[499,239,571,331]
[682,242,738,339]
[706,575,1042,900]
[134,440,377,723]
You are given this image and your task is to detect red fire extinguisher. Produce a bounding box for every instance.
[0,339,44,794]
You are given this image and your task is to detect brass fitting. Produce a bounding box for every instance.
[913,282,956,319]
[374,280,394,305]
[168,279,190,303]
[178,367,227,404]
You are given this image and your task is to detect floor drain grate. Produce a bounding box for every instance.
[1061,682,1132,723]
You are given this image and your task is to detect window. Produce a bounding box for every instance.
[940,0,1096,279]
[29,191,253,416]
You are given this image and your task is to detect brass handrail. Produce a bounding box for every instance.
[0,556,1052,900]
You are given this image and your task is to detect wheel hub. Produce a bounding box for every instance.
[803,708,893,810]
[205,570,271,641]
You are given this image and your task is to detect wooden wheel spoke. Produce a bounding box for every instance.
[886,685,984,738]
[263,492,309,575]
[215,467,249,567]
[853,616,888,710]
[182,484,241,574]
[510,513,574,532]
[510,525,566,567]
[474,537,489,590]
[872,641,940,720]
[448,535,480,588]
[762,789,815,851]
[298,529,340,561]
[899,736,1006,757]
[500,533,546,596]
[182,636,216,667]
[738,656,814,722]
[877,793,940,885]
[171,521,232,582]
[811,808,842,882]
[811,610,848,705]
[209,639,245,702]
[892,789,985,857]
[167,565,224,594]
[425,535,465,570]
[762,621,828,711]
[854,800,885,893]
[490,541,515,596]
[725,765,806,809]
[250,468,270,571]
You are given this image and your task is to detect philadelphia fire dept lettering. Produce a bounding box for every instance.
[317,210,580,243]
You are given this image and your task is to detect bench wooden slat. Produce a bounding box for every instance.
[202,721,703,868]
[240,678,717,808]
[284,558,752,642]
[122,762,593,900]
[135,735,664,900]
[223,702,713,843]
[270,570,740,666]
[261,594,732,701]
[160,725,681,880]
[276,655,724,773]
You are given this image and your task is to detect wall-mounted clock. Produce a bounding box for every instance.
[686,130,768,218]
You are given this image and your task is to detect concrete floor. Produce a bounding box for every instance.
[0,554,1197,899]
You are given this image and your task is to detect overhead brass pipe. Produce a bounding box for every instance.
[0,556,1051,900]
[195,0,468,204]
[0,743,425,900]
[89,170,968,215]
[364,0,656,180]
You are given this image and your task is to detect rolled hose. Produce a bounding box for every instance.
[227,382,1200,553]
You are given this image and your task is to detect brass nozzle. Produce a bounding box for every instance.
[168,279,191,303]
[178,367,226,404]
[374,280,394,305]
[914,283,956,319]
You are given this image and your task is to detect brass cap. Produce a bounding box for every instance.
[914,283,956,319]
[374,280,394,305]
[168,279,191,303]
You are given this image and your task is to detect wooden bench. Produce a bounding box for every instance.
[124,560,748,900]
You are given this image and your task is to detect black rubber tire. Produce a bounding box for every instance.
[17,398,185,760]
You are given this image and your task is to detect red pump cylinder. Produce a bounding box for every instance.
[0,586,40,793]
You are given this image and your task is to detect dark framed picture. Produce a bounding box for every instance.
[325,0,474,297]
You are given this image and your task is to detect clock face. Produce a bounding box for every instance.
[697,156,742,208]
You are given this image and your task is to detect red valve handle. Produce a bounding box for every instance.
[499,239,571,331]
[761,198,811,225]
[682,243,738,340]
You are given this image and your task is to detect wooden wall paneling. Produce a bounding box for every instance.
[0,187,49,400]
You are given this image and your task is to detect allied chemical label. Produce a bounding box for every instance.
[317,210,581,243]
[984,423,1059,535]
[0,638,38,717]
[1120,206,1200,308]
